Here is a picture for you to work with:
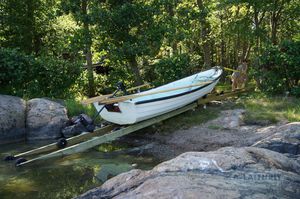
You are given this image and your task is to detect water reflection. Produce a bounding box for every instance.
[0,141,158,199]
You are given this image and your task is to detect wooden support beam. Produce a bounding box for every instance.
[15,88,251,166]
[197,89,248,105]
[14,125,116,158]
[17,103,197,166]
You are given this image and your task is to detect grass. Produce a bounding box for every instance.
[64,99,101,123]
[285,108,300,122]
[154,89,300,133]
[237,92,300,125]
[214,82,232,93]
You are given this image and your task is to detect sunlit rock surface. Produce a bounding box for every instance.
[253,122,300,155]
[76,147,300,199]
[0,94,26,144]
[26,98,68,140]
[205,109,246,129]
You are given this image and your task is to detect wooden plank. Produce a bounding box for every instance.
[14,124,116,158]
[82,83,151,105]
[17,103,197,166]
[99,81,212,105]
[16,88,250,166]
[223,67,239,73]
[197,89,248,105]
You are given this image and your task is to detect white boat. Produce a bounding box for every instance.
[93,66,223,125]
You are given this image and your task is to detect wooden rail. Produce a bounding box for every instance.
[198,88,248,105]
[10,88,249,167]
[17,103,198,166]
[13,125,116,158]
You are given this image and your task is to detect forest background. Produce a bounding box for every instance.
[0,0,299,100]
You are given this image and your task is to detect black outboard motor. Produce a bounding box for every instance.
[116,81,127,95]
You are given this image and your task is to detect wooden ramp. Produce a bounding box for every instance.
[8,89,248,167]
[13,124,116,159]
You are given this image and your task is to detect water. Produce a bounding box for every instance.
[0,141,159,199]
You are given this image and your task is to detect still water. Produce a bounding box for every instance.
[0,141,158,199]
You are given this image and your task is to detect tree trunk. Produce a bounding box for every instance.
[129,56,143,86]
[254,10,259,55]
[85,48,95,97]
[82,0,95,97]
[24,1,35,54]
[271,13,278,45]
[253,5,265,54]
[167,1,178,55]
[270,0,285,45]
[196,0,211,68]
[220,14,226,67]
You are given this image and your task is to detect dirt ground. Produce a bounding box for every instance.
[118,105,288,161]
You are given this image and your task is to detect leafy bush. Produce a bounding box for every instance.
[64,99,97,118]
[146,54,192,86]
[254,40,300,96]
[0,48,82,98]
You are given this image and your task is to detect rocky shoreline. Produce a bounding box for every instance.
[1,94,299,198]
[76,109,300,199]
[0,94,68,144]
[77,147,300,199]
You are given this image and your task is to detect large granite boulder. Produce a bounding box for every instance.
[76,147,300,199]
[252,122,300,155]
[0,95,26,144]
[26,98,68,140]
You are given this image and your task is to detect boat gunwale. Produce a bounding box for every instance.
[134,72,222,105]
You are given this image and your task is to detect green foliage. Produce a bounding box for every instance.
[253,40,300,95]
[146,54,192,85]
[0,0,299,98]
[0,48,82,98]
[238,93,300,124]
[0,0,58,54]
[95,0,164,58]
[92,0,166,84]
[64,99,97,119]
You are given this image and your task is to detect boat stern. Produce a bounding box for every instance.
[93,102,137,125]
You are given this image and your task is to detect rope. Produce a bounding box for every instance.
[223,67,239,73]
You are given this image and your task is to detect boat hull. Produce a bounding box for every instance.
[94,67,222,125]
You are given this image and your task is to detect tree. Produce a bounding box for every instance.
[269,0,291,45]
[196,0,211,68]
[94,0,165,86]
[0,0,57,54]
[61,0,96,97]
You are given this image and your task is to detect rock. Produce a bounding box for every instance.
[62,123,87,138]
[26,98,68,140]
[205,109,245,129]
[0,95,26,144]
[76,147,300,199]
[252,122,300,155]
[143,123,275,161]
[95,163,133,182]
